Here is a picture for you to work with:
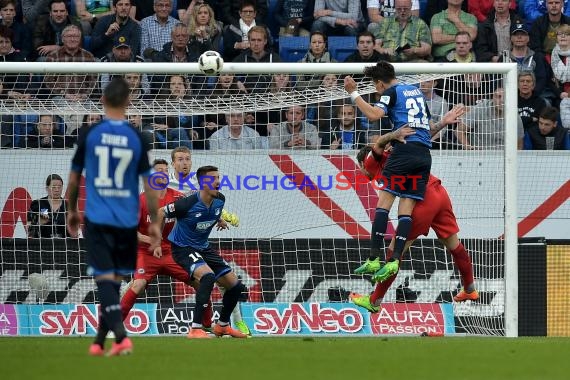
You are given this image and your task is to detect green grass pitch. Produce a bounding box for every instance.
[1,337,569,380]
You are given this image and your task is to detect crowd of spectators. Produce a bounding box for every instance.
[0,0,568,150]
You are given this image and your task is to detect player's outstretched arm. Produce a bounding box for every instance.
[137,231,151,245]
[374,126,416,151]
[143,179,161,253]
[344,76,385,121]
[66,170,82,238]
[216,218,229,231]
[430,104,466,137]
[151,207,165,258]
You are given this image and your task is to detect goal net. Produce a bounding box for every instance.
[0,62,521,337]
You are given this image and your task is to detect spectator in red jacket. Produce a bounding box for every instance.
[468,0,517,23]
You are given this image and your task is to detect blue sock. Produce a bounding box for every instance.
[219,282,245,324]
[97,279,125,343]
[193,273,215,325]
[94,315,109,347]
[393,215,412,261]
[370,208,389,259]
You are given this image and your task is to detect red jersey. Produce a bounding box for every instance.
[363,148,458,239]
[363,149,439,187]
[138,188,182,254]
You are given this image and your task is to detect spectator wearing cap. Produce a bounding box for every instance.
[504,22,552,101]
[33,0,81,61]
[90,0,141,59]
[474,0,523,62]
[100,35,149,92]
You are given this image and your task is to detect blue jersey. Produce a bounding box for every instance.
[71,118,151,228]
[375,84,432,147]
[164,192,225,250]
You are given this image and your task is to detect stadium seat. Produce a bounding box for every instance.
[279,36,310,62]
[328,36,357,62]
[68,0,76,16]
[267,0,280,44]
[171,0,178,19]
[418,0,428,18]
[83,35,91,52]
[217,35,224,56]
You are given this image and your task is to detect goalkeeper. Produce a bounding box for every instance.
[167,146,246,333]
[156,165,248,339]
[349,129,478,313]
[121,155,249,336]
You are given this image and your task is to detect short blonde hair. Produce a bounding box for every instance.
[171,146,191,162]
[558,24,570,35]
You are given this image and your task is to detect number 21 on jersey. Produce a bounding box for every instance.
[406,96,429,128]
[94,145,133,188]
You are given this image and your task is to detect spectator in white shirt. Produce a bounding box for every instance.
[208,112,263,150]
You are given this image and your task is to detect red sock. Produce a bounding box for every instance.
[202,301,213,328]
[370,248,397,304]
[120,288,138,321]
[450,242,474,289]
[370,274,398,304]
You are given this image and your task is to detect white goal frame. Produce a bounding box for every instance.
[0,61,519,337]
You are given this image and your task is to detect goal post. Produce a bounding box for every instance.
[0,61,520,337]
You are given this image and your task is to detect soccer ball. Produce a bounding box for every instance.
[198,50,224,75]
[28,272,50,300]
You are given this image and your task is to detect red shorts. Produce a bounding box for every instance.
[134,248,191,284]
[409,182,459,240]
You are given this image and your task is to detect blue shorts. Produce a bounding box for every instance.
[381,142,431,200]
[84,218,137,276]
[171,243,232,280]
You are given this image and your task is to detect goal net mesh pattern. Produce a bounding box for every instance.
[0,63,519,337]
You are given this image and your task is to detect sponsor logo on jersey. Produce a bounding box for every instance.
[195,213,202,218]
[215,208,220,215]
[167,204,175,213]
[380,95,390,105]
[138,268,145,274]
[196,220,216,230]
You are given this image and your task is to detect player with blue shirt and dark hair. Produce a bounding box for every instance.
[156,165,248,339]
[344,61,465,283]
[67,76,161,356]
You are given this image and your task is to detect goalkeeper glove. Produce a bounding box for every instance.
[221,209,240,227]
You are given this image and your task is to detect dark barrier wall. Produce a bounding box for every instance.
[518,238,547,336]
[0,238,562,336]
